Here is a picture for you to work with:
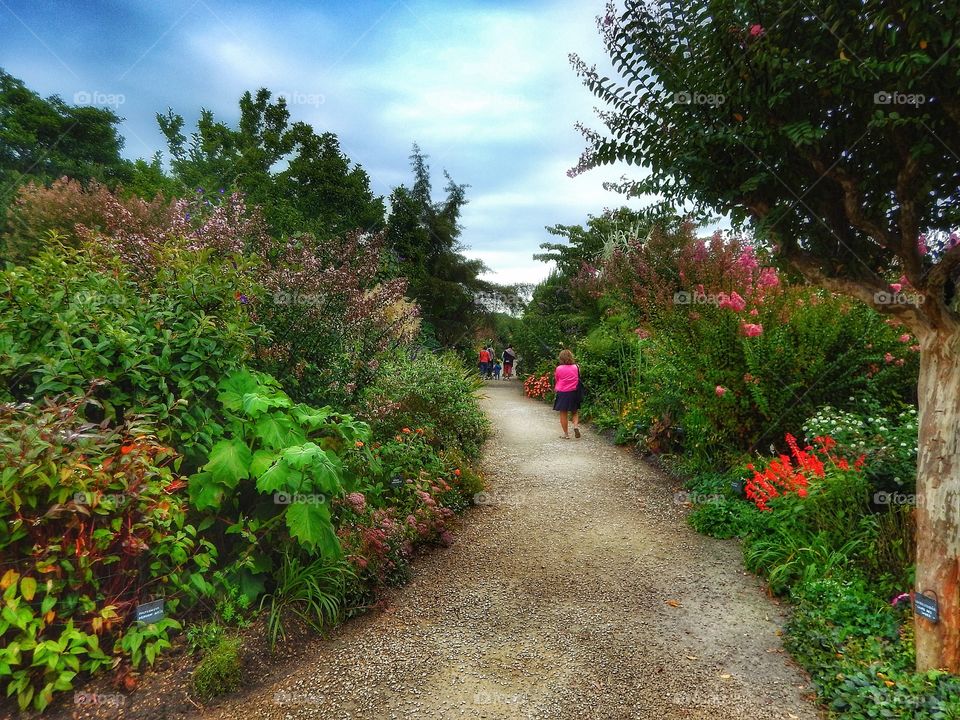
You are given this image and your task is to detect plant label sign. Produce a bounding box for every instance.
[135,599,165,624]
[914,593,939,623]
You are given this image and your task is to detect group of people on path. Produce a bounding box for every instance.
[480,344,583,440]
[478,344,517,380]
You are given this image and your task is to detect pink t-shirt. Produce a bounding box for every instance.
[554,364,580,393]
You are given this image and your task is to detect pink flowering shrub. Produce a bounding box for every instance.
[577,222,918,462]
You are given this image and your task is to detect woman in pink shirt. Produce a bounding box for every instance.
[553,349,582,439]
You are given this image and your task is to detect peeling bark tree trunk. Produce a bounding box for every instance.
[915,329,960,673]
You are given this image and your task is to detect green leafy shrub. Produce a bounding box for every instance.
[188,369,375,563]
[186,621,226,656]
[360,351,489,458]
[741,468,877,596]
[688,498,764,539]
[785,574,960,719]
[0,245,261,468]
[0,391,215,711]
[191,636,243,700]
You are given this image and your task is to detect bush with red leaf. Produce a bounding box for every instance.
[0,387,217,711]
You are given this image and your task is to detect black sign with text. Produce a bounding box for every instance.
[914,593,939,623]
[135,599,165,624]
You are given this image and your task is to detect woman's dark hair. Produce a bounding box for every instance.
[559,349,575,365]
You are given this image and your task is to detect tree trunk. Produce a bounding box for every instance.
[915,329,960,672]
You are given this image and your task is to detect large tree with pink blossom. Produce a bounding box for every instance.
[572,0,960,671]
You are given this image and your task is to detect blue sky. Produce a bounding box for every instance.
[0,0,647,284]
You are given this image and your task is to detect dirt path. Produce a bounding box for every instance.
[206,381,820,720]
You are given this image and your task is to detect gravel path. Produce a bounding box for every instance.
[206,381,821,720]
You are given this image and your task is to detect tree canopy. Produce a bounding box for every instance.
[158,89,385,239]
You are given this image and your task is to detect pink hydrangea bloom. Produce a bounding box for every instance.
[740,323,763,337]
[884,352,894,363]
[899,334,911,343]
[749,308,759,317]
[890,283,902,293]
[715,385,727,397]
[749,24,764,37]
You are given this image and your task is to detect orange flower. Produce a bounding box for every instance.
[355,441,364,448]
[454,469,461,476]
[402,427,411,434]
[120,444,134,455]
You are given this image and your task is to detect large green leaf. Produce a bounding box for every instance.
[285,502,340,556]
[217,370,260,411]
[240,390,291,418]
[250,449,277,477]
[278,443,344,494]
[281,442,325,470]
[256,460,298,494]
[188,472,226,511]
[254,412,304,450]
[290,403,333,430]
[203,439,252,488]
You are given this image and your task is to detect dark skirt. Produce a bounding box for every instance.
[553,390,581,412]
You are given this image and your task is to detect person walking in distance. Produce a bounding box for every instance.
[502,345,516,379]
[478,346,490,377]
[553,349,582,439]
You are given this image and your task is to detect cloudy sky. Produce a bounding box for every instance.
[0,0,649,284]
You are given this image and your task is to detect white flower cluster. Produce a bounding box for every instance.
[802,401,917,459]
